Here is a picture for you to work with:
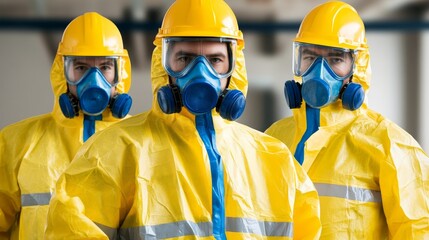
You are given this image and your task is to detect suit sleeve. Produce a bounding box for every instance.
[45,138,132,240]
[380,137,429,239]
[0,130,21,237]
[292,160,322,240]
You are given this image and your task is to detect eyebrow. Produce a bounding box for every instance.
[72,59,89,66]
[98,60,115,66]
[206,53,227,59]
[174,50,227,59]
[72,59,114,66]
[302,49,317,55]
[302,48,346,57]
[174,50,198,58]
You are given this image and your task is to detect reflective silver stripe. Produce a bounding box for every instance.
[226,217,293,237]
[95,222,118,240]
[119,221,212,239]
[21,192,52,206]
[314,183,381,203]
[119,218,293,239]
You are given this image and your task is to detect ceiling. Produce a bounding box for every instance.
[0,0,428,21]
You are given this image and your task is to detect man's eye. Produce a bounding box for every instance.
[329,57,344,64]
[303,55,316,61]
[177,56,192,63]
[99,65,112,71]
[74,66,88,72]
[210,57,222,64]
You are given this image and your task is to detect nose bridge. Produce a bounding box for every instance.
[190,50,212,68]
[188,58,207,77]
[86,67,102,82]
[194,55,210,66]
[82,67,112,87]
[304,57,325,79]
[189,56,216,75]
[176,56,219,88]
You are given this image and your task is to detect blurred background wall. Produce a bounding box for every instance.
[0,0,428,152]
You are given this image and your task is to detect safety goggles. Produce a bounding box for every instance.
[293,42,356,78]
[64,56,119,85]
[162,37,236,79]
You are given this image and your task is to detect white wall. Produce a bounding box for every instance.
[366,32,406,128]
[0,32,52,126]
[420,10,429,152]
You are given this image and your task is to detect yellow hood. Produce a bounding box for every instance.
[50,52,132,127]
[269,43,372,154]
[150,38,248,119]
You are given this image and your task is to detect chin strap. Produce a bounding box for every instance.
[294,104,320,165]
[195,113,226,240]
[83,114,102,142]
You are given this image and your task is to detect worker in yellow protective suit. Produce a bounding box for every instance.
[265,1,429,239]
[45,0,321,239]
[0,12,132,239]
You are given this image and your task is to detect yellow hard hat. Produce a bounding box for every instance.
[295,1,367,50]
[58,12,128,57]
[57,12,131,92]
[156,0,244,46]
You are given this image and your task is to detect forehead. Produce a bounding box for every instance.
[170,41,228,54]
[301,45,347,55]
[71,57,114,65]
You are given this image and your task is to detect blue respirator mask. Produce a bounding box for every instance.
[157,38,246,121]
[284,43,364,110]
[59,56,132,118]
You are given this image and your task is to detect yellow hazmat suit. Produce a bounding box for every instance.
[266,1,429,239]
[45,0,321,239]
[0,12,132,239]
